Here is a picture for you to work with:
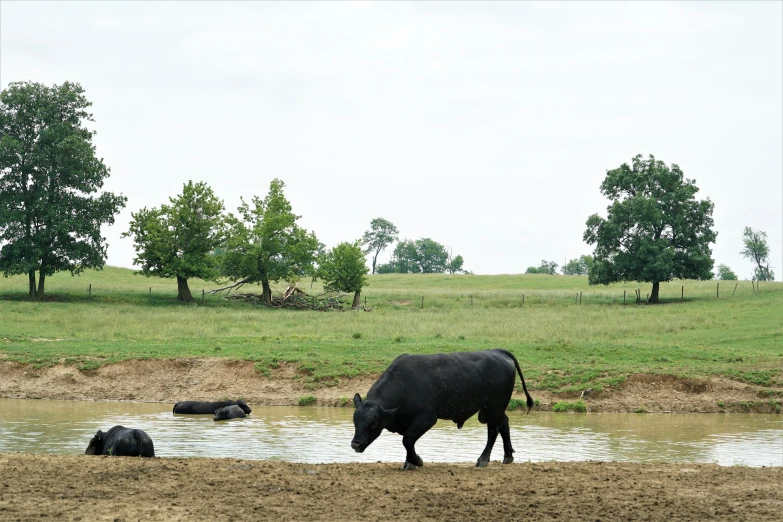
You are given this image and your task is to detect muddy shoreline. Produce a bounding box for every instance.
[1,359,780,414]
[1,454,782,521]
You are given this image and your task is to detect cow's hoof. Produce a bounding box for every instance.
[402,461,419,471]
[503,456,514,464]
[475,458,489,468]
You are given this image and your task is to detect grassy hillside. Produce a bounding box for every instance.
[1,266,781,394]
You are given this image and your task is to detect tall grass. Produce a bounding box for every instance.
[1,267,781,392]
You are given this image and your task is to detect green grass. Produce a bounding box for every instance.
[552,401,587,413]
[1,267,782,394]
[298,396,317,406]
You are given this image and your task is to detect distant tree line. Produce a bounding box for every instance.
[1,83,775,303]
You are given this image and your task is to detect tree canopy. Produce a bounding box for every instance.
[715,264,737,281]
[361,217,398,274]
[562,255,593,276]
[525,260,559,275]
[123,180,226,302]
[740,227,774,281]
[0,81,127,298]
[221,179,319,305]
[316,240,369,308]
[584,154,717,303]
[379,238,457,274]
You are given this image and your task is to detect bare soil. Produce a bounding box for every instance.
[2,359,782,520]
[0,359,779,413]
[1,454,782,521]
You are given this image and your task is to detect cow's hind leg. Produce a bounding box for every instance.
[401,414,436,471]
[476,409,503,467]
[499,413,514,464]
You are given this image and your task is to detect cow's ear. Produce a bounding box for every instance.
[381,406,399,417]
[353,393,363,408]
[94,430,104,439]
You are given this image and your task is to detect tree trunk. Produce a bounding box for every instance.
[649,281,660,304]
[177,276,194,302]
[28,270,37,299]
[352,290,361,309]
[262,280,272,306]
[371,252,379,275]
[36,271,46,300]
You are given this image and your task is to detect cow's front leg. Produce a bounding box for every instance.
[401,414,436,470]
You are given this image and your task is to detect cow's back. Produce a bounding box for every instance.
[370,350,517,424]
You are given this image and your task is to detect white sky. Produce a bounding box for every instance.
[1,1,781,279]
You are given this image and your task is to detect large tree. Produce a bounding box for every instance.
[316,240,369,308]
[0,81,127,298]
[740,227,774,281]
[123,181,226,302]
[584,154,717,303]
[361,217,398,274]
[386,238,452,274]
[222,179,319,305]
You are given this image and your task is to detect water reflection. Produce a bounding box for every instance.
[0,399,781,467]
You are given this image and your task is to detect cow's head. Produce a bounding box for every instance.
[236,400,252,415]
[351,393,398,453]
[84,429,105,455]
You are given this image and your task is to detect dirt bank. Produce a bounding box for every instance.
[1,454,781,521]
[0,359,780,413]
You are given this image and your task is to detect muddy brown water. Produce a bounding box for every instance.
[1,399,781,467]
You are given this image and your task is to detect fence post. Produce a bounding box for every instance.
[202,289,205,305]
[576,293,578,304]
[522,294,525,306]
[88,283,91,299]
[623,290,626,305]
[732,282,738,297]
[421,296,424,308]
[717,282,719,298]
[579,291,582,304]
[364,296,367,309]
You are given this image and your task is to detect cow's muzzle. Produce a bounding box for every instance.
[351,441,365,453]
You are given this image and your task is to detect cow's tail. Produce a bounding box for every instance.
[500,349,534,415]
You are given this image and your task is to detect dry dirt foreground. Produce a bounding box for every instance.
[0,359,778,413]
[1,454,782,521]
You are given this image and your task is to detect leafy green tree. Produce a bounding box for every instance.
[0,81,127,299]
[123,181,226,302]
[361,218,399,274]
[445,251,465,274]
[316,240,369,308]
[715,264,737,281]
[525,260,559,275]
[740,227,774,281]
[222,179,319,305]
[584,154,717,303]
[562,255,593,275]
[389,238,451,273]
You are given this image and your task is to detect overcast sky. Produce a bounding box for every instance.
[2,1,781,279]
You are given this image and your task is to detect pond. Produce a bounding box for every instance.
[1,399,781,467]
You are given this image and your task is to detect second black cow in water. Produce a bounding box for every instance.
[213,405,247,421]
[351,349,534,470]
[173,400,252,415]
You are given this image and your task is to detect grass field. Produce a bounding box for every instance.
[1,266,781,393]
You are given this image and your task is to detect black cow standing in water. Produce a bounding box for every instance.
[173,400,252,415]
[84,425,155,457]
[213,405,247,421]
[351,349,534,470]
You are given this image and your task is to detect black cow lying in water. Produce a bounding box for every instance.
[351,349,534,470]
[214,405,247,421]
[84,425,155,457]
[173,400,252,415]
